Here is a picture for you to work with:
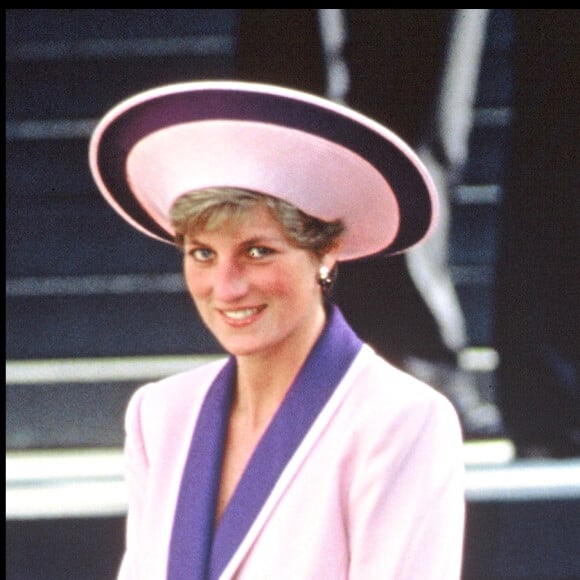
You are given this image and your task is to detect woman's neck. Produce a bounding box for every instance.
[233,303,327,427]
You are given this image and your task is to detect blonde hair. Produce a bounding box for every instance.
[170,187,345,257]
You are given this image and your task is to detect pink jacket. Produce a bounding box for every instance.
[118,307,465,579]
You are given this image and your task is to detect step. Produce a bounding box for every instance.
[7,445,580,580]
[8,443,580,520]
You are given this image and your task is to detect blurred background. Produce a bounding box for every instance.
[6,9,579,579]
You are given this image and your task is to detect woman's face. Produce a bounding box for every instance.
[183,203,337,359]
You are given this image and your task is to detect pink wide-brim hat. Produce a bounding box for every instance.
[89,80,438,260]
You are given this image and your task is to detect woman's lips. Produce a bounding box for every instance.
[219,305,267,325]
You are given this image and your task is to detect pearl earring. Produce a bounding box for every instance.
[318,265,332,289]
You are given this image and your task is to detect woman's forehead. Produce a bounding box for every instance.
[186,203,287,240]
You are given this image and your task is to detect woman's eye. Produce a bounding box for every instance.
[189,248,214,262]
[248,246,272,259]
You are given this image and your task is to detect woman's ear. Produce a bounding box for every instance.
[317,240,343,292]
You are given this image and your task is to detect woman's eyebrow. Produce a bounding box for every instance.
[241,236,284,246]
[184,235,284,248]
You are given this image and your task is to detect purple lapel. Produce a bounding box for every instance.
[167,357,236,580]
[168,305,362,580]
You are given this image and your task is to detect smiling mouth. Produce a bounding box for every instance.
[221,306,266,321]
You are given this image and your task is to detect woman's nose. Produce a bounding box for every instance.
[212,260,248,302]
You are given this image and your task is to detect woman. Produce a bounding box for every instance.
[89,81,465,579]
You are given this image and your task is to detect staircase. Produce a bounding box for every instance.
[6,10,580,579]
